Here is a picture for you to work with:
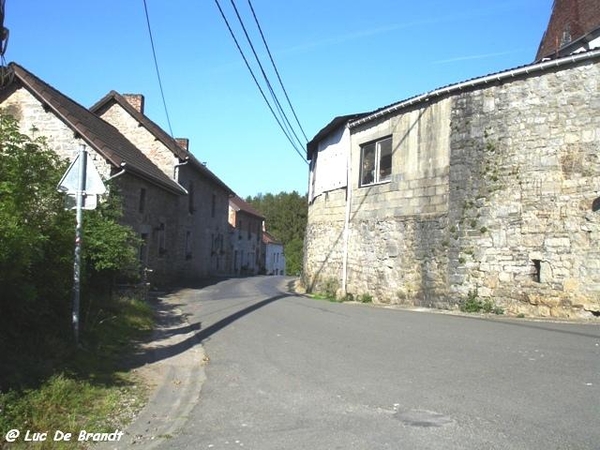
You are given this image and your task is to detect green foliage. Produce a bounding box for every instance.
[359,293,373,303]
[246,191,307,275]
[0,114,74,381]
[83,186,141,288]
[0,295,153,449]
[459,289,504,314]
[0,113,144,391]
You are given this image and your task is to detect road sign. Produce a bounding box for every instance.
[64,193,98,210]
[58,151,106,195]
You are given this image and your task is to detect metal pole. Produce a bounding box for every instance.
[73,144,87,345]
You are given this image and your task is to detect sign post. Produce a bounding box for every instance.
[72,145,86,345]
[57,144,106,345]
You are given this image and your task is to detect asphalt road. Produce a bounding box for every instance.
[158,276,600,450]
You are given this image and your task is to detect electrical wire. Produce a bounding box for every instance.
[214,0,307,164]
[227,0,304,152]
[142,0,174,137]
[247,0,308,143]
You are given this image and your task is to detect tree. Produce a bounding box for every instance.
[246,191,307,275]
[0,113,143,387]
[0,114,73,334]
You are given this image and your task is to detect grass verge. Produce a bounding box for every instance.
[0,295,154,449]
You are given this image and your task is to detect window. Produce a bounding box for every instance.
[211,194,216,218]
[157,222,166,257]
[360,137,392,186]
[139,188,146,213]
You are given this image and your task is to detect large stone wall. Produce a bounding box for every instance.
[304,57,600,318]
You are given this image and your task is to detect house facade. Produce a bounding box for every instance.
[263,231,286,276]
[0,63,189,285]
[304,49,600,318]
[90,92,234,279]
[228,196,264,275]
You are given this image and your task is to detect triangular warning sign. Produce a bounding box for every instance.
[58,152,107,195]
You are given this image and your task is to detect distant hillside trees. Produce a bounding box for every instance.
[245,191,307,275]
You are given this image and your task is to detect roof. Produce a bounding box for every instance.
[229,195,265,220]
[536,0,600,61]
[306,113,366,160]
[90,91,235,196]
[3,63,186,194]
[349,49,600,129]
[262,230,282,245]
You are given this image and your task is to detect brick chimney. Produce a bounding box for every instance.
[535,0,600,61]
[176,138,189,152]
[122,94,145,114]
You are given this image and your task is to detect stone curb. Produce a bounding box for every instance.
[98,292,207,449]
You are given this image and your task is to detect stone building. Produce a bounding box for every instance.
[90,91,234,279]
[228,196,264,275]
[0,63,187,284]
[263,231,286,276]
[304,11,600,318]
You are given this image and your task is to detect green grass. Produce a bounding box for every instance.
[0,295,153,449]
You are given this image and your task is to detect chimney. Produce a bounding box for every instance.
[122,94,145,114]
[176,138,189,152]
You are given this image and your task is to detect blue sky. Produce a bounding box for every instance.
[6,0,551,198]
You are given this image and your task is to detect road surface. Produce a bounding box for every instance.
[157,276,600,450]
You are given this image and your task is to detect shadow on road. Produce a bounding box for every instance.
[123,290,291,371]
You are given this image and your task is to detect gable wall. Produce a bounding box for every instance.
[98,103,178,178]
[1,87,112,177]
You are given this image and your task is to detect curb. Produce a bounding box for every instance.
[99,292,207,449]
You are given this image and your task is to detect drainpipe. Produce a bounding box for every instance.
[341,126,352,295]
[174,157,190,194]
[106,162,127,181]
[174,157,189,181]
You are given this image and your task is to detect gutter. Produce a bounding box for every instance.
[350,49,600,129]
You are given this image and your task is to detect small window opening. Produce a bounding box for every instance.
[532,259,541,283]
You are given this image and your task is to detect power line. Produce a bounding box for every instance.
[247,0,308,143]
[142,0,174,137]
[227,0,304,151]
[214,0,307,164]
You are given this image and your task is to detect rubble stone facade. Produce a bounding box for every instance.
[304,56,600,318]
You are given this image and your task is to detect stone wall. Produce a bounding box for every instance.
[1,86,184,285]
[114,174,181,285]
[2,87,112,177]
[304,57,600,318]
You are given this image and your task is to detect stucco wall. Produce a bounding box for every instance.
[304,57,600,318]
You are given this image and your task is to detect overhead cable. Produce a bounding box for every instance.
[247,0,308,143]
[142,0,174,137]
[214,0,307,164]
[227,0,304,152]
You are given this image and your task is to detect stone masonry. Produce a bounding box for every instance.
[304,55,600,319]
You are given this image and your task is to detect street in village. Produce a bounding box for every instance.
[121,276,599,450]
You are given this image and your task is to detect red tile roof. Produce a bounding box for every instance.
[229,195,265,219]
